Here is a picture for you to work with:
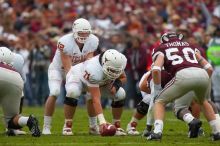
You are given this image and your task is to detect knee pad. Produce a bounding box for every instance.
[111,100,125,108]
[8,117,22,129]
[64,97,78,107]
[114,87,126,101]
[137,101,149,115]
[175,109,182,120]
[66,85,81,99]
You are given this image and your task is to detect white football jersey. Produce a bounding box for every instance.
[50,33,99,69]
[80,55,113,87]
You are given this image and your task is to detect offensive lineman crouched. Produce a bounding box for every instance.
[65,49,127,136]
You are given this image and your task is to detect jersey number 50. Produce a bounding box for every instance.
[165,47,198,65]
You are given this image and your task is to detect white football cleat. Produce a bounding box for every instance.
[13,129,27,135]
[115,128,127,136]
[62,127,73,136]
[89,125,100,135]
[42,126,51,135]
[126,122,140,135]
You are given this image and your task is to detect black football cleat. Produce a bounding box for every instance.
[27,115,41,137]
[188,119,202,138]
[6,129,16,136]
[146,132,162,141]
[212,132,220,141]
[142,128,152,137]
[198,127,205,136]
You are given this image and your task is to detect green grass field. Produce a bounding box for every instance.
[0,106,219,146]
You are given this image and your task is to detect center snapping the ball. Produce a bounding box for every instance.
[99,123,117,136]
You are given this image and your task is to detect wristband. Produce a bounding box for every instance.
[203,63,211,70]
[152,66,161,71]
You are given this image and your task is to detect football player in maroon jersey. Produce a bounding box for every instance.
[147,32,220,141]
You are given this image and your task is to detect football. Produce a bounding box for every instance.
[99,123,117,136]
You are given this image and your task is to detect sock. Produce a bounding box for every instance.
[89,116,97,127]
[215,114,220,121]
[146,109,154,126]
[147,99,154,126]
[130,117,138,124]
[44,116,52,128]
[18,116,29,126]
[209,119,220,134]
[153,120,163,134]
[183,113,194,124]
[97,114,106,125]
[113,119,120,128]
[64,119,72,128]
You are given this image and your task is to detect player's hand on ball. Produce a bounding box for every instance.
[99,123,116,136]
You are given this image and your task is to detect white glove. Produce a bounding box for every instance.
[114,87,126,101]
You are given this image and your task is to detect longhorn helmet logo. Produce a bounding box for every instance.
[104,57,109,63]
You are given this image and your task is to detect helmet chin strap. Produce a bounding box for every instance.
[99,52,105,66]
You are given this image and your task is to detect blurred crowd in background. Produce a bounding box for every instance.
[0,0,220,108]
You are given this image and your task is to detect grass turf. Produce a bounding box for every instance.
[0,106,219,146]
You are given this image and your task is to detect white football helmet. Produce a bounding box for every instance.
[101,49,127,80]
[0,47,14,64]
[72,18,92,44]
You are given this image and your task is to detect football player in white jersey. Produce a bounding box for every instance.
[65,49,128,136]
[42,18,99,135]
[0,47,41,137]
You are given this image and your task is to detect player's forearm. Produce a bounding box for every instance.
[139,77,151,93]
[140,85,151,93]
[61,53,72,74]
[139,71,151,93]
[152,69,161,85]
[152,55,163,85]
[85,52,94,60]
[92,97,106,124]
[196,53,213,77]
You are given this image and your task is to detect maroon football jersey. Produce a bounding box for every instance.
[147,70,173,88]
[152,38,201,76]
